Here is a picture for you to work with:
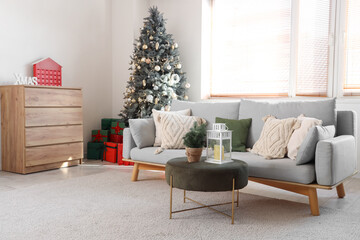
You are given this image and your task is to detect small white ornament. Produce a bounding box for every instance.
[142,44,148,50]
[153,86,159,91]
[137,42,141,48]
[176,63,182,69]
[166,65,171,70]
[184,95,189,100]
[185,83,191,88]
[146,95,154,103]
[143,80,146,86]
[162,91,167,96]
[170,74,180,84]
[141,57,146,62]
[171,92,177,99]
[149,35,154,40]
[154,65,161,71]
[137,66,141,70]
[155,42,159,50]
[174,43,178,48]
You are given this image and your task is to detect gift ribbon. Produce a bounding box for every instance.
[111,122,124,135]
[92,130,107,142]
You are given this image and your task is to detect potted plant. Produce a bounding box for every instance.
[183,122,207,163]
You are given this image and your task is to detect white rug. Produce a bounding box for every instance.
[1,165,360,240]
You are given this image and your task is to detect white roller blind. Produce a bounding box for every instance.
[211,0,291,97]
[343,0,360,96]
[295,0,331,96]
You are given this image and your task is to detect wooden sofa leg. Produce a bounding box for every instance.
[308,188,320,216]
[336,183,346,198]
[131,163,140,182]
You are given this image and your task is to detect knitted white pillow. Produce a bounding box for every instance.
[160,114,206,149]
[152,108,191,147]
[251,115,300,159]
[287,114,323,160]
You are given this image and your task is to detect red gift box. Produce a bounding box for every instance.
[103,142,117,163]
[110,134,123,143]
[117,144,133,166]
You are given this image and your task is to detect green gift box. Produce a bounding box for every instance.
[87,142,105,160]
[91,130,108,142]
[110,121,126,135]
[101,118,122,131]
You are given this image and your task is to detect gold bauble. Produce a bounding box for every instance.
[149,35,153,40]
[155,42,159,50]
[141,57,146,62]
[142,44,148,50]
[143,80,146,87]
[131,99,136,103]
[137,66,141,70]
[154,98,159,104]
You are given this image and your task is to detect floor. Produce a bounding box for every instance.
[1,160,359,211]
[0,160,359,240]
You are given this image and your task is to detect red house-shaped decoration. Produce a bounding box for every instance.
[33,58,62,86]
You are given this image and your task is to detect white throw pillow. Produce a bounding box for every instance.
[152,108,191,147]
[160,114,206,149]
[251,115,300,159]
[287,115,323,160]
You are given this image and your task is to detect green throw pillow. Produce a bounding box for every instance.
[215,117,252,152]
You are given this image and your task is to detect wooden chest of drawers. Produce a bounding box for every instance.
[0,85,83,174]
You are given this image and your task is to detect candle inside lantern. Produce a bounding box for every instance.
[214,145,224,160]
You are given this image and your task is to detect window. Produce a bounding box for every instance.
[210,0,335,97]
[342,0,360,96]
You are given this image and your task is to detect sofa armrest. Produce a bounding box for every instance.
[123,128,136,159]
[315,135,357,186]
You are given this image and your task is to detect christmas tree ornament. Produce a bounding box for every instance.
[184,95,188,100]
[185,82,191,88]
[120,7,189,123]
[174,43,178,48]
[146,95,154,103]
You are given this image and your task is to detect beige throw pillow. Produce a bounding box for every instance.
[160,114,206,149]
[287,115,323,160]
[251,115,300,159]
[152,108,191,147]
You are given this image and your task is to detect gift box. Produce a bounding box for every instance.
[101,118,122,131]
[110,121,125,135]
[103,142,118,163]
[87,142,105,160]
[110,134,123,143]
[92,130,108,142]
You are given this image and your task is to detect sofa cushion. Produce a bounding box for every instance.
[129,118,155,149]
[171,100,240,129]
[239,99,336,147]
[296,125,336,165]
[232,152,315,184]
[130,147,207,165]
[215,117,252,152]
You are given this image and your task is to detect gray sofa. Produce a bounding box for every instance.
[123,99,357,215]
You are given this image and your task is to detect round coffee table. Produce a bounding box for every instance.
[165,157,248,224]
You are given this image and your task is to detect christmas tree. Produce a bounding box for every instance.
[120,6,189,123]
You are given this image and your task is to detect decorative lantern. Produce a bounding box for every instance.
[206,123,232,164]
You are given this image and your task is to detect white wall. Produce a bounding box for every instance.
[0,0,113,167]
[112,0,149,117]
